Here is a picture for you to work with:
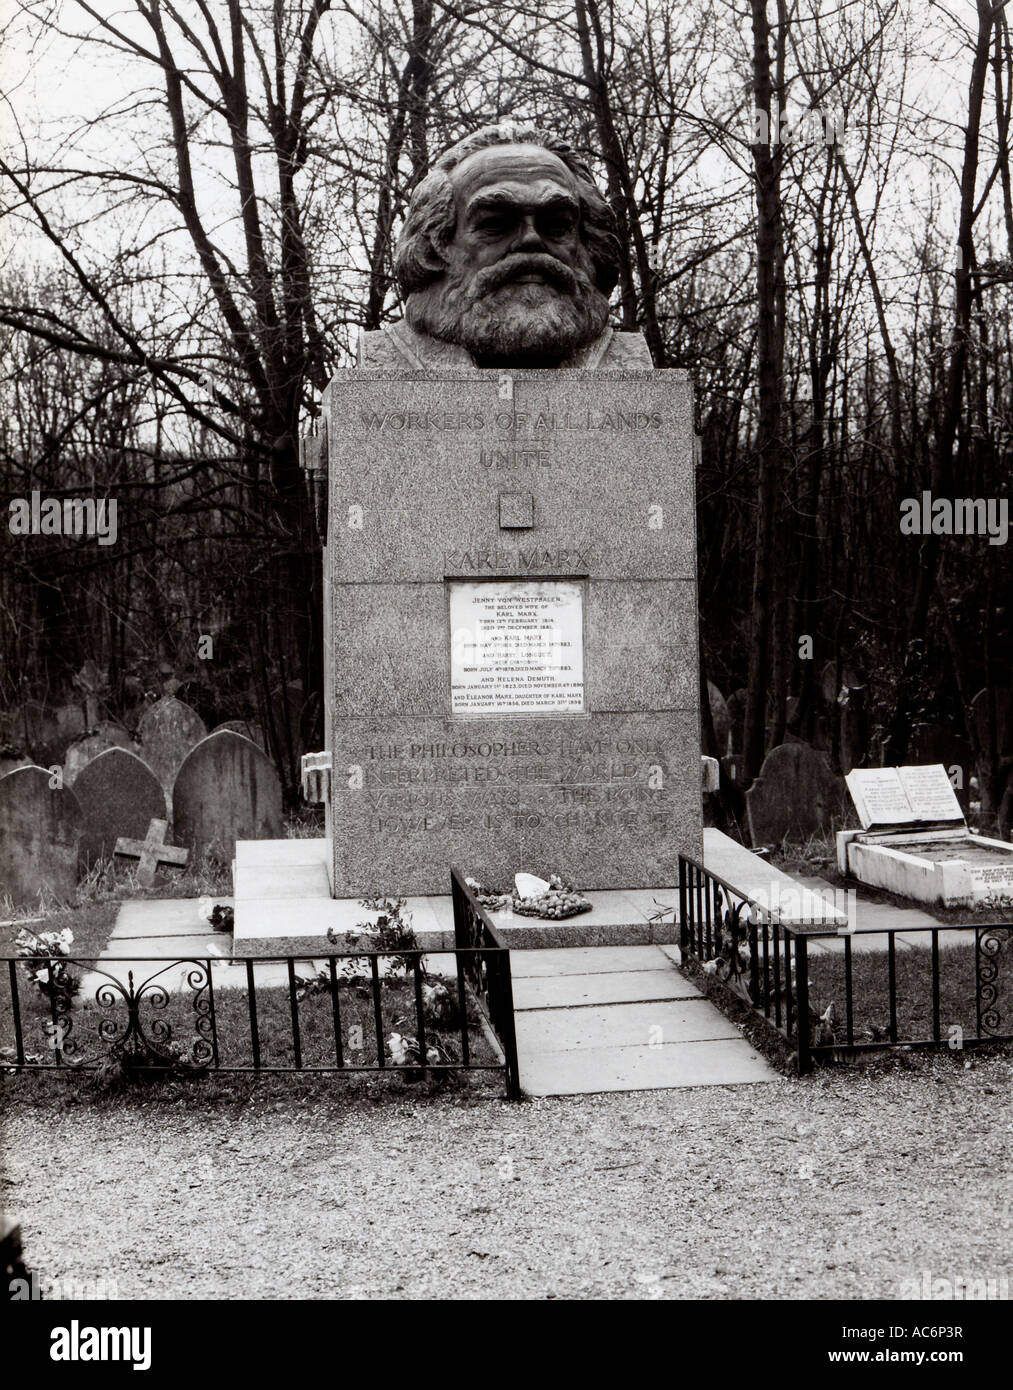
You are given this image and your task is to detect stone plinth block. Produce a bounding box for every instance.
[323,368,700,898]
[330,711,702,897]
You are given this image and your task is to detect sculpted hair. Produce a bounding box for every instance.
[394,124,621,298]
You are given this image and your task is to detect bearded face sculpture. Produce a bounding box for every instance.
[393,126,622,368]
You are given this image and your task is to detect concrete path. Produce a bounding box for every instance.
[511,945,779,1097]
[80,897,275,996]
[85,910,781,1096]
[87,899,488,994]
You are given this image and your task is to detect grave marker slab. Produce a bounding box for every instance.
[137,696,207,794]
[745,741,847,847]
[64,723,136,786]
[839,763,1013,909]
[212,720,267,752]
[73,748,167,864]
[707,681,730,755]
[725,688,747,756]
[0,765,83,904]
[173,730,282,859]
[903,724,972,811]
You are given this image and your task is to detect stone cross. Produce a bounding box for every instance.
[115,817,188,887]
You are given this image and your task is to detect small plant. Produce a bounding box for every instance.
[326,896,424,980]
[13,925,79,1011]
[93,1038,206,1093]
[386,1027,459,1082]
[421,980,459,1029]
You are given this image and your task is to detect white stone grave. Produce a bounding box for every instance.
[838,763,1013,909]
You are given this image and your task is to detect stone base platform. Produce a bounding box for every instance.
[232,838,682,955]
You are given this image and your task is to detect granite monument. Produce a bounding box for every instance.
[305,124,701,898]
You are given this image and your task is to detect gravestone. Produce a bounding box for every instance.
[14,701,72,764]
[839,763,1013,908]
[73,748,167,864]
[213,720,267,753]
[173,730,282,859]
[320,367,699,895]
[115,817,188,887]
[707,681,730,756]
[63,723,136,785]
[0,766,84,905]
[745,741,848,848]
[137,696,207,795]
[819,659,839,705]
[303,125,703,898]
[54,703,87,743]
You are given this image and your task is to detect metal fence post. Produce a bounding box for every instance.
[496,951,522,1101]
[796,934,811,1075]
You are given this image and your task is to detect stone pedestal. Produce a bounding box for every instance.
[320,366,701,897]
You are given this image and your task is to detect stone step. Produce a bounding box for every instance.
[515,998,741,1050]
[509,942,779,1096]
[232,838,682,953]
[518,1037,780,1096]
[513,967,700,1011]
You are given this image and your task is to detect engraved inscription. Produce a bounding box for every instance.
[449,580,585,715]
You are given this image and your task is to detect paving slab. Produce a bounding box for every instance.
[234,837,324,867]
[509,945,674,978]
[513,967,701,1011]
[515,999,741,1051]
[518,1037,779,1096]
[108,898,233,941]
[614,887,679,919]
[232,838,682,949]
[102,934,233,960]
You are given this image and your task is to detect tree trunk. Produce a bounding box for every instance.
[743,0,786,784]
[883,0,996,765]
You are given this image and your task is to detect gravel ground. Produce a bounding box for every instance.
[3,1052,1011,1300]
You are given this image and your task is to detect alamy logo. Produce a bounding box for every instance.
[899,491,1008,546]
[748,105,851,148]
[8,490,118,546]
[50,1320,151,1371]
[749,881,857,933]
[898,1269,1009,1300]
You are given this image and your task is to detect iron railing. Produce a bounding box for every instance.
[1,933,520,1098]
[678,853,1013,1073]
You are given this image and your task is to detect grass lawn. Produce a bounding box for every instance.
[1,952,501,1093]
[806,936,1013,1045]
[683,931,1013,1072]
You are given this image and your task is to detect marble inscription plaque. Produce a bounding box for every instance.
[449,579,585,716]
